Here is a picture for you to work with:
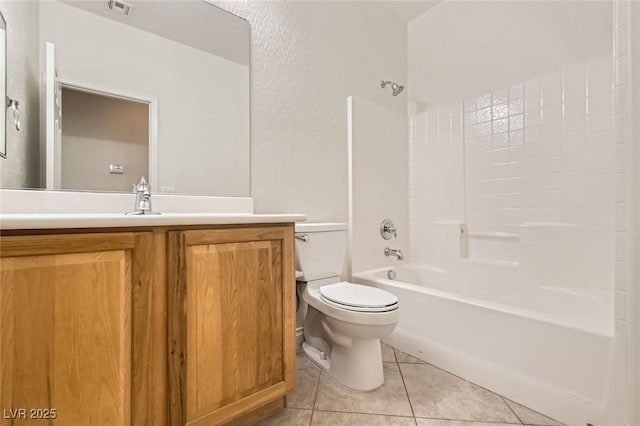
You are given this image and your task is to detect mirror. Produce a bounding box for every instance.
[0,11,5,159]
[0,0,250,196]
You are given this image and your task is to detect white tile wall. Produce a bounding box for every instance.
[410,55,617,295]
[611,1,634,327]
[409,102,465,270]
[408,1,634,423]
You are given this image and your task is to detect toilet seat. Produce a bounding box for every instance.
[303,286,399,326]
[320,282,398,313]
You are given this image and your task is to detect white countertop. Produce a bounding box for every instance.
[0,213,307,230]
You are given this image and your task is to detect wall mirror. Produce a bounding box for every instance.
[0,11,6,159]
[0,0,250,196]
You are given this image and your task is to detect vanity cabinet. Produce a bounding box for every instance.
[168,226,296,425]
[0,232,165,425]
[0,224,296,426]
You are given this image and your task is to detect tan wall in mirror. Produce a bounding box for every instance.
[39,0,249,196]
[0,0,41,188]
[61,88,149,192]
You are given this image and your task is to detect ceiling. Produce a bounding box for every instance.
[376,1,441,22]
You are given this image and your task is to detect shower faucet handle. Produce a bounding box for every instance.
[380,219,397,240]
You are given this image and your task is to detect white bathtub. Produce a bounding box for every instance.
[352,265,621,426]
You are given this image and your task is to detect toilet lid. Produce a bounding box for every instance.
[320,282,398,312]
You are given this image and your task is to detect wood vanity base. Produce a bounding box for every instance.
[0,224,296,426]
[223,397,286,425]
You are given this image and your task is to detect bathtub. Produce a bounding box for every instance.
[352,265,621,426]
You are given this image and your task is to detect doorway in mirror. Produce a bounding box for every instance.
[59,86,152,193]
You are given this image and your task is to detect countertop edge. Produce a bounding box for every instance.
[0,213,307,230]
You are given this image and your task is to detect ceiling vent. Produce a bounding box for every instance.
[106,0,134,16]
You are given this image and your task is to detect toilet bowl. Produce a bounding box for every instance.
[295,223,399,391]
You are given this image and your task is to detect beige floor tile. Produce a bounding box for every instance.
[400,364,519,423]
[312,411,416,425]
[314,362,413,416]
[288,355,321,409]
[382,343,398,362]
[394,348,426,364]
[257,408,312,426]
[415,420,518,426]
[504,399,564,425]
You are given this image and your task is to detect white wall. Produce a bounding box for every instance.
[215,1,407,221]
[408,1,627,424]
[0,0,40,188]
[348,96,408,275]
[629,1,640,423]
[61,89,148,192]
[409,1,612,109]
[39,0,249,196]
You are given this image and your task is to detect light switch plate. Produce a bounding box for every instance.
[109,164,124,174]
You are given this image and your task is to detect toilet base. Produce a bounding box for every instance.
[302,339,384,391]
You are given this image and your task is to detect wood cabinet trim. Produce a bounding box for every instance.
[183,226,291,246]
[186,383,286,426]
[281,225,297,392]
[131,231,168,425]
[0,232,136,257]
[167,231,187,425]
[222,396,285,426]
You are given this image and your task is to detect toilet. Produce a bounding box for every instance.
[295,222,399,391]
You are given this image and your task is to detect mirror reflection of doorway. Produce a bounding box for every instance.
[60,87,150,192]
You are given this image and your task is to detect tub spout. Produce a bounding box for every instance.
[384,247,404,261]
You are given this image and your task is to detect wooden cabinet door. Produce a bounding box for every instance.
[0,232,165,426]
[168,226,295,426]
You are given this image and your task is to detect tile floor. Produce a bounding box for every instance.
[258,343,564,426]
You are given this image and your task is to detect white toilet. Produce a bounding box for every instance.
[295,222,399,391]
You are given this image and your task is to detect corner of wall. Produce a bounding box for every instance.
[629,1,640,422]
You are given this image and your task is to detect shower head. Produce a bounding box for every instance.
[381,80,404,96]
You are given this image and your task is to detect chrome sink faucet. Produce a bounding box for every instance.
[126,177,160,215]
[384,247,404,261]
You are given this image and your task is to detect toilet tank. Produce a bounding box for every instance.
[295,222,348,281]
